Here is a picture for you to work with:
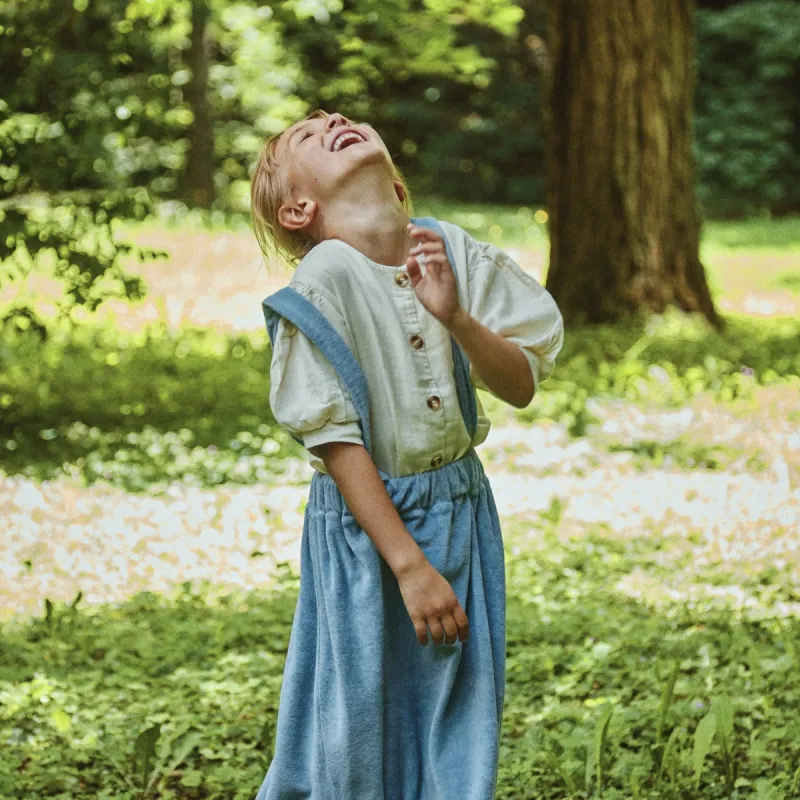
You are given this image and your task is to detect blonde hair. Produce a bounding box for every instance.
[250,109,414,269]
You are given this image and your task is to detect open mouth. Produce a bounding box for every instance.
[331,130,367,152]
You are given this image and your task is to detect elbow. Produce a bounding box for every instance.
[509,387,535,409]
[511,360,536,408]
[508,374,535,409]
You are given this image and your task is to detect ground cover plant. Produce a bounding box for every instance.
[1,207,799,798]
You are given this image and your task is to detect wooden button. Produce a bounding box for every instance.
[430,455,443,468]
[427,395,442,411]
[283,321,297,336]
[395,272,409,287]
[410,334,424,350]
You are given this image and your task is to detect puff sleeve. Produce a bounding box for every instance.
[466,239,564,394]
[268,283,363,451]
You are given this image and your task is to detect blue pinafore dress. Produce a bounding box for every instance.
[255,218,506,800]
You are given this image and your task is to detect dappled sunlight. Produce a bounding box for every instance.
[0,469,310,619]
[3,385,797,625]
[493,384,800,620]
[106,228,291,332]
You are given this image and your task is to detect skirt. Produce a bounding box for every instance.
[255,449,506,799]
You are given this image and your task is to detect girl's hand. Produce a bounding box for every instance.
[406,223,463,327]
[395,555,470,646]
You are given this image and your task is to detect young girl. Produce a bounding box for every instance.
[250,110,563,799]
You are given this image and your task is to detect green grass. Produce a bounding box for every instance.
[700,216,800,252]
[2,206,800,799]
[1,523,798,799]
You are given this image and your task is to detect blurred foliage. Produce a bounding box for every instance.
[695,0,800,217]
[0,0,525,321]
[1,0,798,222]
[1,526,798,797]
[1,305,797,489]
[1,0,798,324]
[0,1,162,324]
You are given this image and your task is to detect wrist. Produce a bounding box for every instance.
[388,542,427,578]
[443,305,471,334]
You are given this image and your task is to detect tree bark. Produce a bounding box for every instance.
[545,0,721,327]
[181,0,215,209]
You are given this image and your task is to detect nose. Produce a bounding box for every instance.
[325,113,350,132]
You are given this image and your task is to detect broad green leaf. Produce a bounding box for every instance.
[134,724,161,789]
[692,712,717,788]
[147,730,203,792]
[50,708,71,733]
[712,695,734,747]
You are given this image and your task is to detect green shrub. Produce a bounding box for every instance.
[695,1,800,217]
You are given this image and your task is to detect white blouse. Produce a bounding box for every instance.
[268,219,564,478]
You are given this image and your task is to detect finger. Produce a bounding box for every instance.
[413,618,429,646]
[440,615,458,645]
[409,241,445,257]
[411,251,451,275]
[408,224,443,244]
[453,605,470,642]
[427,618,445,646]
[423,254,452,274]
[406,256,423,287]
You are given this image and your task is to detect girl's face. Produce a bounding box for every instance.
[277,112,392,203]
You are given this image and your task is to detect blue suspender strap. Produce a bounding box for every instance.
[410,216,479,438]
[263,287,373,456]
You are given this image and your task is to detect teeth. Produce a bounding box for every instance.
[333,132,363,152]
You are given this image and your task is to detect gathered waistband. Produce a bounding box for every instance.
[308,449,486,514]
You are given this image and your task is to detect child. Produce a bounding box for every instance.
[250,110,563,799]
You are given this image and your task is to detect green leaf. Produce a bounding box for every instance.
[594,704,613,791]
[657,663,680,744]
[712,695,734,748]
[658,726,682,783]
[133,723,161,789]
[50,708,71,733]
[692,712,717,789]
[146,730,202,792]
[180,768,204,788]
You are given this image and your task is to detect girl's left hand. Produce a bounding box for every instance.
[406,224,462,327]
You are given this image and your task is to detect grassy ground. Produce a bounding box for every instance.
[1,208,799,798]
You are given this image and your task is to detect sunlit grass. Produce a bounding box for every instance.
[2,203,799,798]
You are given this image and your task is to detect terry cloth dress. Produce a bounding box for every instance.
[255,217,564,800]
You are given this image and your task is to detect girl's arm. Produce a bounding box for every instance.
[446,309,533,408]
[309,440,470,647]
[406,224,535,408]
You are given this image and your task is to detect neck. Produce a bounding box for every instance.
[315,178,414,267]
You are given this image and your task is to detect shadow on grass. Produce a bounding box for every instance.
[2,528,798,799]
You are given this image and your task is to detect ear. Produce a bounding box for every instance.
[277,197,318,232]
[393,179,406,204]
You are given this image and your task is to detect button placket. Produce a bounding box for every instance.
[390,269,448,470]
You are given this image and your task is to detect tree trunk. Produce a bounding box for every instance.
[181,0,215,209]
[545,0,721,328]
